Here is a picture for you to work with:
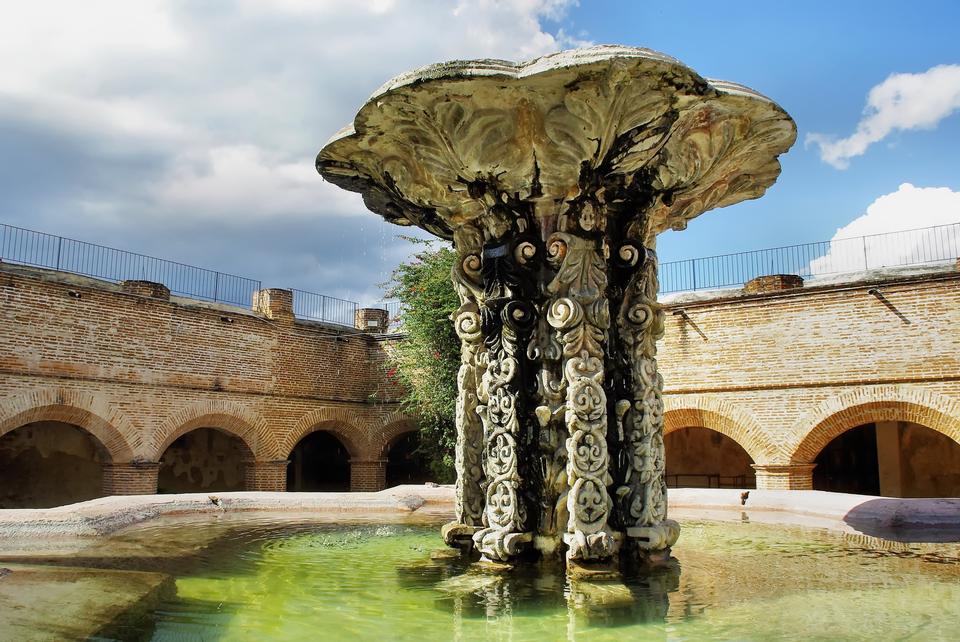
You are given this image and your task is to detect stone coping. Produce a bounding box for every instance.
[0,486,957,547]
[0,262,362,335]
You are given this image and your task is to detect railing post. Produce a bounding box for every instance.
[55,236,63,271]
[691,259,697,290]
[213,272,220,302]
[862,236,868,271]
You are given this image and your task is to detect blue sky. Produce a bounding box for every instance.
[0,1,957,302]
[557,1,960,261]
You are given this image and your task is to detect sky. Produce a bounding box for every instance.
[0,0,958,304]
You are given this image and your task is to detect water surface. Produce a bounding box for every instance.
[1,515,957,641]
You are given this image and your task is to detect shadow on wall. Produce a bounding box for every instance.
[843,497,960,543]
[385,432,431,488]
[158,428,249,493]
[664,427,756,489]
[0,421,105,508]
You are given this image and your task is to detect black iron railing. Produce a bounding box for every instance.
[373,300,403,331]
[660,221,960,294]
[292,289,358,327]
[665,473,756,489]
[5,220,957,328]
[0,223,261,307]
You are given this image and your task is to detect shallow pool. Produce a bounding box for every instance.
[1,515,958,641]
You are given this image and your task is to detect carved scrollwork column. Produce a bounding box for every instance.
[472,222,540,562]
[546,227,616,563]
[318,46,798,572]
[615,243,680,558]
[443,225,487,547]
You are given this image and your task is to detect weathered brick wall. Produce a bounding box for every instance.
[0,264,415,494]
[2,261,958,496]
[659,265,960,488]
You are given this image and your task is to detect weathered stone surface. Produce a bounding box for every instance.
[318,44,796,242]
[743,274,804,294]
[318,45,796,569]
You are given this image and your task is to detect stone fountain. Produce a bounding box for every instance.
[318,45,796,571]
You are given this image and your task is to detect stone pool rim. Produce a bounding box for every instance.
[0,486,957,550]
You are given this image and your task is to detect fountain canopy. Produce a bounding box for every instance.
[318,45,796,569]
[318,45,796,243]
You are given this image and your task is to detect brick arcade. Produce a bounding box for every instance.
[0,260,958,507]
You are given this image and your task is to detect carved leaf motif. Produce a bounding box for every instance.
[542,71,673,176]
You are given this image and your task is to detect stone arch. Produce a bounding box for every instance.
[663,396,782,464]
[283,407,363,459]
[374,412,419,458]
[153,400,278,460]
[788,386,960,463]
[0,388,136,462]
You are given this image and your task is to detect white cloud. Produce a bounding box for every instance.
[153,145,361,222]
[809,183,960,275]
[0,1,586,302]
[806,64,960,169]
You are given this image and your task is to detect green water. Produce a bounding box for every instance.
[3,517,959,641]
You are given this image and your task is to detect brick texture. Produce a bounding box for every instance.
[0,264,414,495]
[1,262,958,498]
[350,459,387,492]
[660,267,960,468]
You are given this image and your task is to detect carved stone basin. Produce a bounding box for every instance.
[317,45,796,569]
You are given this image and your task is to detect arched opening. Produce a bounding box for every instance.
[664,426,756,488]
[158,428,251,493]
[0,421,107,508]
[385,431,431,487]
[813,422,960,497]
[813,424,879,495]
[286,431,350,491]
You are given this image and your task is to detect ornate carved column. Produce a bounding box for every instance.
[443,226,487,548]
[317,45,796,571]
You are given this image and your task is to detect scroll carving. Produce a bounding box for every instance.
[318,45,796,572]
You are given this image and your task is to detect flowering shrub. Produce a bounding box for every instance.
[384,237,459,481]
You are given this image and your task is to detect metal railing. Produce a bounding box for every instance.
[660,221,960,294]
[373,300,403,331]
[292,289,358,327]
[665,473,755,489]
[5,220,957,327]
[0,223,261,307]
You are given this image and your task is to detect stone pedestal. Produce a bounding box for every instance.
[102,461,160,496]
[355,307,390,333]
[317,45,796,569]
[252,288,295,323]
[752,464,816,490]
[447,225,679,564]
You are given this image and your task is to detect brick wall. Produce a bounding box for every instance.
[0,264,415,496]
[659,265,960,488]
[1,261,958,497]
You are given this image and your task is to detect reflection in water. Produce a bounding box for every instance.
[403,552,682,640]
[2,518,958,641]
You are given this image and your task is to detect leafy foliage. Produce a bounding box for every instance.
[384,238,459,482]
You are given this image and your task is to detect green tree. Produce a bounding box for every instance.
[384,238,460,481]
